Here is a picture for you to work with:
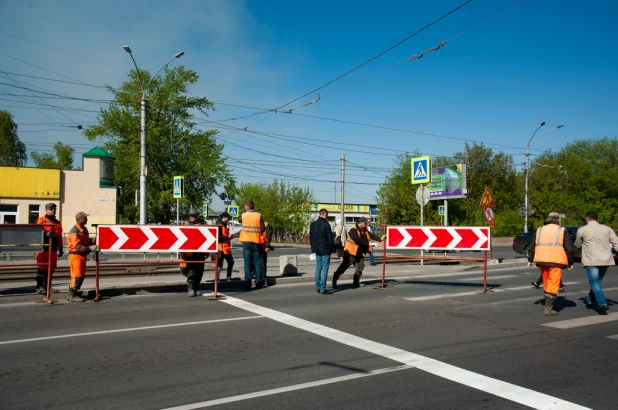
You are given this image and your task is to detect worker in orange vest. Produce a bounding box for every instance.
[35,203,63,294]
[238,200,266,288]
[250,221,273,279]
[332,217,384,289]
[66,211,93,302]
[179,209,207,296]
[527,212,575,315]
[216,211,236,281]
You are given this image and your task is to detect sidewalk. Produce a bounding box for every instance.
[0,256,528,298]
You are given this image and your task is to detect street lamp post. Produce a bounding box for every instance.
[524,123,564,233]
[123,46,185,224]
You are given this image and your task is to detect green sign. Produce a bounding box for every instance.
[438,205,445,216]
[173,176,182,199]
[202,204,208,217]
[227,206,239,218]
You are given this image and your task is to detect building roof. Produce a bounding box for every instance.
[83,146,116,159]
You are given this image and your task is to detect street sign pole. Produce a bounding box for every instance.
[444,199,448,227]
[176,198,179,225]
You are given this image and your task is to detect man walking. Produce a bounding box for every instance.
[67,212,92,302]
[527,212,575,316]
[179,209,207,297]
[575,211,618,315]
[310,208,335,295]
[332,217,384,289]
[35,203,63,294]
[216,211,235,281]
[239,200,266,288]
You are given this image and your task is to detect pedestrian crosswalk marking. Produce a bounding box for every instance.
[543,313,618,329]
[414,162,427,178]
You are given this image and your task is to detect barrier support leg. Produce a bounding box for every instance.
[476,250,494,294]
[91,251,106,303]
[374,227,391,290]
[208,252,225,300]
[41,238,58,305]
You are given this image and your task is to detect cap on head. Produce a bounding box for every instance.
[189,209,200,216]
[45,203,57,210]
[220,211,230,218]
[357,217,369,224]
[75,211,89,220]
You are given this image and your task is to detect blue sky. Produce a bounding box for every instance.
[1,0,616,210]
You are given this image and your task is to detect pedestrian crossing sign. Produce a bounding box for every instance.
[202,204,208,217]
[173,176,182,199]
[438,205,445,215]
[227,206,239,218]
[411,156,431,184]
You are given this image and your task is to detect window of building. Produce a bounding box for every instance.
[345,217,356,223]
[0,204,19,224]
[29,204,40,224]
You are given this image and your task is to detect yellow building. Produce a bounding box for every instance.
[0,147,117,234]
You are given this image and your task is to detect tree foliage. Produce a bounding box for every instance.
[0,110,27,166]
[84,67,233,223]
[31,141,75,169]
[529,137,618,230]
[236,180,315,242]
[377,143,520,236]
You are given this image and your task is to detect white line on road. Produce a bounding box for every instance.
[0,316,262,345]
[162,365,414,409]
[462,286,618,308]
[607,334,618,340]
[404,282,580,302]
[205,295,589,410]
[543,314,618,329]
[457,275,516,281]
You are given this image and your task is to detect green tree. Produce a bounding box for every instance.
[0,110,27,166]
[84,67,233,223]
[236,180,315,242]
[376,143,520,236]
[31,141,75,169]
[529,137,618,230]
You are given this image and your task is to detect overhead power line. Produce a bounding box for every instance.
[0,71,107,89]
[276,0,473,110]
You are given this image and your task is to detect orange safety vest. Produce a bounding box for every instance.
[533,224,568,266]
[36,216,63,251]
[67,224,90,255]
[219,224,232,254]
[344,227,371,256]
[239,211,263,243]
[260,222,269,246]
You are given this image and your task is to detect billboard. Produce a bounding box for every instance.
[429,164,467,200]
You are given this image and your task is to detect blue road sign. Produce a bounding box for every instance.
[438,205,445,216]
[202,204,208,216]
[411,156,431,184]
[173,176,182,199]
[227,206,239,217]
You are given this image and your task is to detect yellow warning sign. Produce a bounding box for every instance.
[480,186,495,207]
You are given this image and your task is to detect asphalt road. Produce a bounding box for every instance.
[1,262,617,409]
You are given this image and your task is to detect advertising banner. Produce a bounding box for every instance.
[429,164,467,200]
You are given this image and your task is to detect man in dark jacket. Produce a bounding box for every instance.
[332,217,383,289]
[310,208,335,294]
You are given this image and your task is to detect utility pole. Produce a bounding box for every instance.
[140,92,147,224]
[340,154,345,225]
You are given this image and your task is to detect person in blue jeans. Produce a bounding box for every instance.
[575,211,618,315]
[309,208,335,295]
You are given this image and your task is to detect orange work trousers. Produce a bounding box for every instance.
[36,251,57,271]
[68,254,87,288]
[541,265,563,295]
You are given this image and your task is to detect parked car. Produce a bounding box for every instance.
[513,225,618,263]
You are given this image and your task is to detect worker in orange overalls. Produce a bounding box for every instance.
[250,221,273,279]
[66,211,92,302]
[527,212,575,316]
[332,217,384,289]
[179,209,207,297]
[216,211,236,281]
[35,203,63,294]
[238,200,266,288]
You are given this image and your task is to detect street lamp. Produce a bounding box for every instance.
[524,123,564,233]
[123,46,185,224]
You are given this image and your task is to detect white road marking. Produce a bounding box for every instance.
[404,282,580,302]
[162,365,414,409]
[211,295,589,409]
[607,334,618,340]
[457,275,515,281]
[543,314,618,329]
[0,316,262,345]
[464,286,618,308]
